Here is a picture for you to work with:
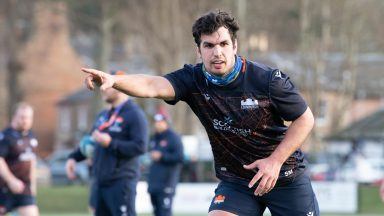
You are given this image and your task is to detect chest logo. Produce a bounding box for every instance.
[160,140,168,147]
[31,138,38,147]
[241,98,259,110]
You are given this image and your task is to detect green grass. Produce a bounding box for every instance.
[37,185,89,213]
[358,185,384,214]
[36,184,384,215]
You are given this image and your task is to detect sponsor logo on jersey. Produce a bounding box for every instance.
[241,98,259,110]
[213,195,226,204]
[19,148,36,161]
[213,118,252,137]
[0,133,3,140]
[307,211,314,216]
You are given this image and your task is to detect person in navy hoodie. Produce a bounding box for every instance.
[80,11,319,216]
[0,103,39,216]
[147,113,183,216]
[66,71,148,216]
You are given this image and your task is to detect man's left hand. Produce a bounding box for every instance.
[92,130,112,148]
[243,156,283,196]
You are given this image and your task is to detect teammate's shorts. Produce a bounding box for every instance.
[209,173,319,216]
[94,179,137,216]
[0,188,36,215]
[150,192,175,216]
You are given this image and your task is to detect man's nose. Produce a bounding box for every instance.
[213,45,222,57]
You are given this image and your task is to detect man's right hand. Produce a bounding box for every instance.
[7,178,25,194]
[65,159,77,180]
[81,68,115,91]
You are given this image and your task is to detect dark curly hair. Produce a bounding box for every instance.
[192,11,239,46]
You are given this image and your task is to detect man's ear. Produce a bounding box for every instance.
[196,46,201,59]
[233,39,238,54]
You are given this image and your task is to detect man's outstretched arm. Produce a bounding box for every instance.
[82,68,175,100]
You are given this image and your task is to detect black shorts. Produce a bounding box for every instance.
[209,174,319,216]
[94,179,137,216]
[0,188,36,215]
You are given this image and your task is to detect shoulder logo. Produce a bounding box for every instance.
[274,70,283,79]
[241,98,259,110]
[0,132,3,141]
[203,93,211,101]
[307,211,314,216]
[213,195,226,204]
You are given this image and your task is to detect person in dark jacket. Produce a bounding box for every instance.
[147,113,183,216]
[66,71,148,216]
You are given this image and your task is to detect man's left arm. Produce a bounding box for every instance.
[245,107,314,195]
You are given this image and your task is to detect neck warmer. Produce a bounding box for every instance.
[202,55,242,86]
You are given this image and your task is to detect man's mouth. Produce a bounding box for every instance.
[211,60,225,69]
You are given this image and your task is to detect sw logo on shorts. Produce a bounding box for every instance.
[213,195,225,204]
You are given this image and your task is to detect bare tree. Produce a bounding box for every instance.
[329,0,367,131]
[1,0,35,119]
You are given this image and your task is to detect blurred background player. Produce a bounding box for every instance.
[65,71,148,216]
[147,113,184,216]
[0,103,39,216]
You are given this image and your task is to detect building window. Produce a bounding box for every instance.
[316,100,327,125]
[77,105,88,131]
[60,107,71,132]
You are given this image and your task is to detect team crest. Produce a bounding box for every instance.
[213,195,226,204]
[241,98,259,110]
[30,138,38,147]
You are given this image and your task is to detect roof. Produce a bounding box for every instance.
[256,52,384,98]
[326,108,384,141]
[57,88,93,105]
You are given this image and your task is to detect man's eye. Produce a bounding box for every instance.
[220,42,228,46]
[205,44,214,48]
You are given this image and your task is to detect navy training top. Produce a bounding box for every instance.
[147,128,184,194]
[164,58,308,186]
[69,99,148,184]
